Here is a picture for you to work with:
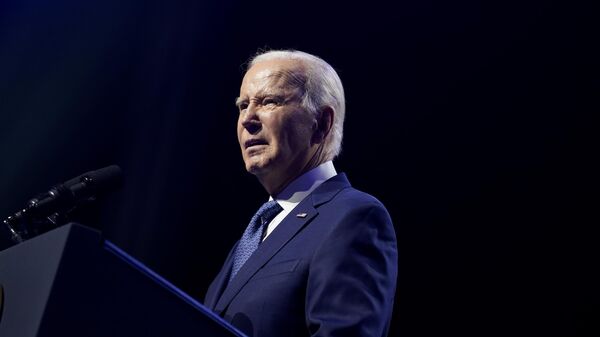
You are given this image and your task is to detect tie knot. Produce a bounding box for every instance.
[256,200,283,225]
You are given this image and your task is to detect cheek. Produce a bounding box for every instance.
[236,122,244,144]
[282,119,312,147]
[266,109,312,152]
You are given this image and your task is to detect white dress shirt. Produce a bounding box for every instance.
[263,161,337,240]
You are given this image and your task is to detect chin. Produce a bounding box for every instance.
[245,160,267,175]
[244,157,275,177]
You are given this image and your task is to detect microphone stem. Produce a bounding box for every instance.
[3,219,24,243]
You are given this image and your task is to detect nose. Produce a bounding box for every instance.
[240,103,261,135]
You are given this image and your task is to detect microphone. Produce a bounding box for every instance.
[2,165,122,243]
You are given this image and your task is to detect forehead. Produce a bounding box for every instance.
[240,59,305,96]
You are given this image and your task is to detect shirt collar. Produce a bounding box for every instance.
[269,161,337,213]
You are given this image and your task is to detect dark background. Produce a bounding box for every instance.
[0,0,596,335]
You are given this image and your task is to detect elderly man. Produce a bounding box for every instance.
[204,50,397,337]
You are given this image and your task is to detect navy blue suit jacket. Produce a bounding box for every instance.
[204,173,397,337]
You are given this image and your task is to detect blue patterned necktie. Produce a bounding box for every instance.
[229,200,283,284]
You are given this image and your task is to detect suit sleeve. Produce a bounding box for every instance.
[305,202,398,337]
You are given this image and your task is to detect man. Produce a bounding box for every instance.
[204,50,397,337]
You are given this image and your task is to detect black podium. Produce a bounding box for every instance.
[0,223,245,337]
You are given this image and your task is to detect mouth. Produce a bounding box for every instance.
[244,139,268,149]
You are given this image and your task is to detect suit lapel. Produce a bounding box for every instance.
[214,173,351,313]
[204,242,238,310]
[215,202,317,313]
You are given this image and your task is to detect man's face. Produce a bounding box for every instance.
[236,59,316,189]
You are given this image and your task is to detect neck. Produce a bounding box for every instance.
[259,146,327,196]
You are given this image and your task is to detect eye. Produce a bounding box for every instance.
[238,102,248,112]
[262,97,280,106]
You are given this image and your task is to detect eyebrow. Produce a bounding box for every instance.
[235,97,245,108]
[234,88,272,108]
[235,69,306,106]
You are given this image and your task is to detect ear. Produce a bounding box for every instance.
[311,106,334,145]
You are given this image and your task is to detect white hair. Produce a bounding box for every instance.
[248,50,346,161]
